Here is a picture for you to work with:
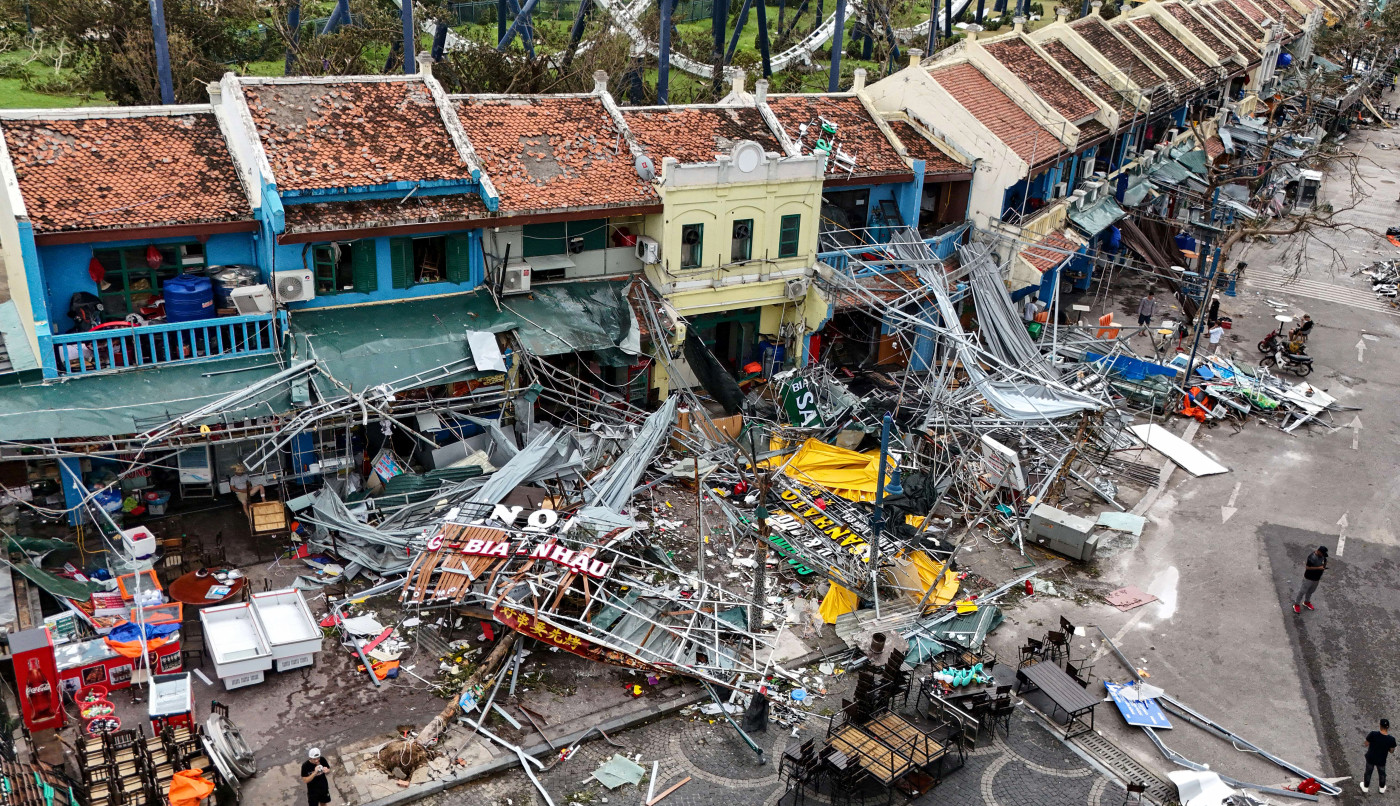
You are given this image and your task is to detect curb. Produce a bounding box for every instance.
[360,646,835,806]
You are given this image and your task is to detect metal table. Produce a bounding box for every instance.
[1016,661,1098,738]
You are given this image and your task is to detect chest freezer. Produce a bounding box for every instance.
[200,603,272,688]
[250,588,323,672]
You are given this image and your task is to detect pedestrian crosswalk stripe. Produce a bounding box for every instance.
[1245,269,1400,317]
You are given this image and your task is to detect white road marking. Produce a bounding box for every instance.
[1337,512,1349,557]
[1246,269,1400,317]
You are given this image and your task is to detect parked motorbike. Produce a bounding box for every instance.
[1261,346,1313,377]
[1257,328,1283,353]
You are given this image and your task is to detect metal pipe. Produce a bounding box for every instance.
[828,0,846,92]
[658,0,673,103]
[148,0,175,104]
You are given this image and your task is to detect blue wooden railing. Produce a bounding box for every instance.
[50,312,279,377]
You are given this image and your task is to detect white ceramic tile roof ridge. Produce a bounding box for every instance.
[0,104,213,121]
[235,74,428,86]
[447,91,603,101]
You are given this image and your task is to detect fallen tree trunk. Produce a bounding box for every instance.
[391,633,521,755]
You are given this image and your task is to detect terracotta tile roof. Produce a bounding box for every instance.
[888,121,967,175]
[1250,0,1305,32]
[1197,3,1261,58]
[929,63,1066,167]
[1130,17,1213,78]
[1040,40,1140,119]
[982,38,1100,123]
[1162,3,1239,62]
[282,193,491,236]
[1022,231,1079,272]
[1205,135,1225,159]
[621,106,781,165]
[1206,1,1268,49]
[1071,17,1166,93]
[244,79,472,192]
[1,112,252,234]
[454,95,657,216]
[1115,19,1202,93]
[765,95,911,179]
[1077,119,1109,144]
[832,269,927,311]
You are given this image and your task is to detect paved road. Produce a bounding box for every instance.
[425,708,1115,806]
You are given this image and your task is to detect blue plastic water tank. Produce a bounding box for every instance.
[163,274,216,323]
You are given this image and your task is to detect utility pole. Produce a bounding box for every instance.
[659,0,674,103]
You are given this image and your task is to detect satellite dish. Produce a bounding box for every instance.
[635,154,656,182]
[733,140,763,173]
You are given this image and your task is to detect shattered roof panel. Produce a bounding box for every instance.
[766,95,910,179]
[888,121,967,176]
[454,95,657,216]
[622,106,782,165]
[982,38,1100,123]
[243,79,473,192]
[282,193,492,236]
[1,112,253,235]
[1070,17,1166,92]
[1161,3,1238,63]
[929,63,1065,167]
[1040,40,1140,119]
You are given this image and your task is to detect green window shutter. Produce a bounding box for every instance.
[352,240,378,293]
[445,234,472,284]
[390,238,412,289]
[778,215,801,258]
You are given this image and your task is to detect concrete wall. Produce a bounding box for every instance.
[644,150,825,303]
[864,65,1029,229]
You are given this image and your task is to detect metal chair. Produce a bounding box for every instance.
[1044,630,1069,665]
[989,696,1016,736]
[1124,782,1148,804]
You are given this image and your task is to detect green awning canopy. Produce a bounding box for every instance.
[0,355,291,441]
[290,282,639,392]
[1176,150,1209,176]
[1067,195,1127,237]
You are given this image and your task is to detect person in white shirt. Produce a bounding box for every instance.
[229,464,264,512]
[1208,323,1225,354]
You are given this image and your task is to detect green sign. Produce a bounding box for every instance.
[781,377,824,428]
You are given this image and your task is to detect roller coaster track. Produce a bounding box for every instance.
[400,0,974,81]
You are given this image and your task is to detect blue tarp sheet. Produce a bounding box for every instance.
[1086,352,1176,382]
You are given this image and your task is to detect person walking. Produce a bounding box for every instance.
[1293,545,1328,614]
[302,747,333,806]
[1363,719,1397,793]
[1208,323,1225,355]
[1136,291,1158,335]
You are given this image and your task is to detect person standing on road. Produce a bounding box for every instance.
[1293,545,1328,614]
[1363,719,1397,793]
[302,747,333,806]
[1208,323,1225,355]
[1137,291,1158,335]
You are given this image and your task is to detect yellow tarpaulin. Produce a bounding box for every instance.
[910,550,960,611]
[779,438,895,503]
[819,582,861,623]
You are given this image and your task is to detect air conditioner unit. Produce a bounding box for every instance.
[785,278,809,300]
[1166,128,1180,141]
[635,236,661,264]
[1053,182,1068,199]
[502,263,531,296]
[230,284,275,315]
[274,270,316,303]
[1083,160,1098,179]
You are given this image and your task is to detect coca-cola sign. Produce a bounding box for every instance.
[11,627,63,732]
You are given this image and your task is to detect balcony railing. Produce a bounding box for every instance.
[50,312,280,377]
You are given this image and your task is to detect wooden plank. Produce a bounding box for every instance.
[647,776,691,805]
